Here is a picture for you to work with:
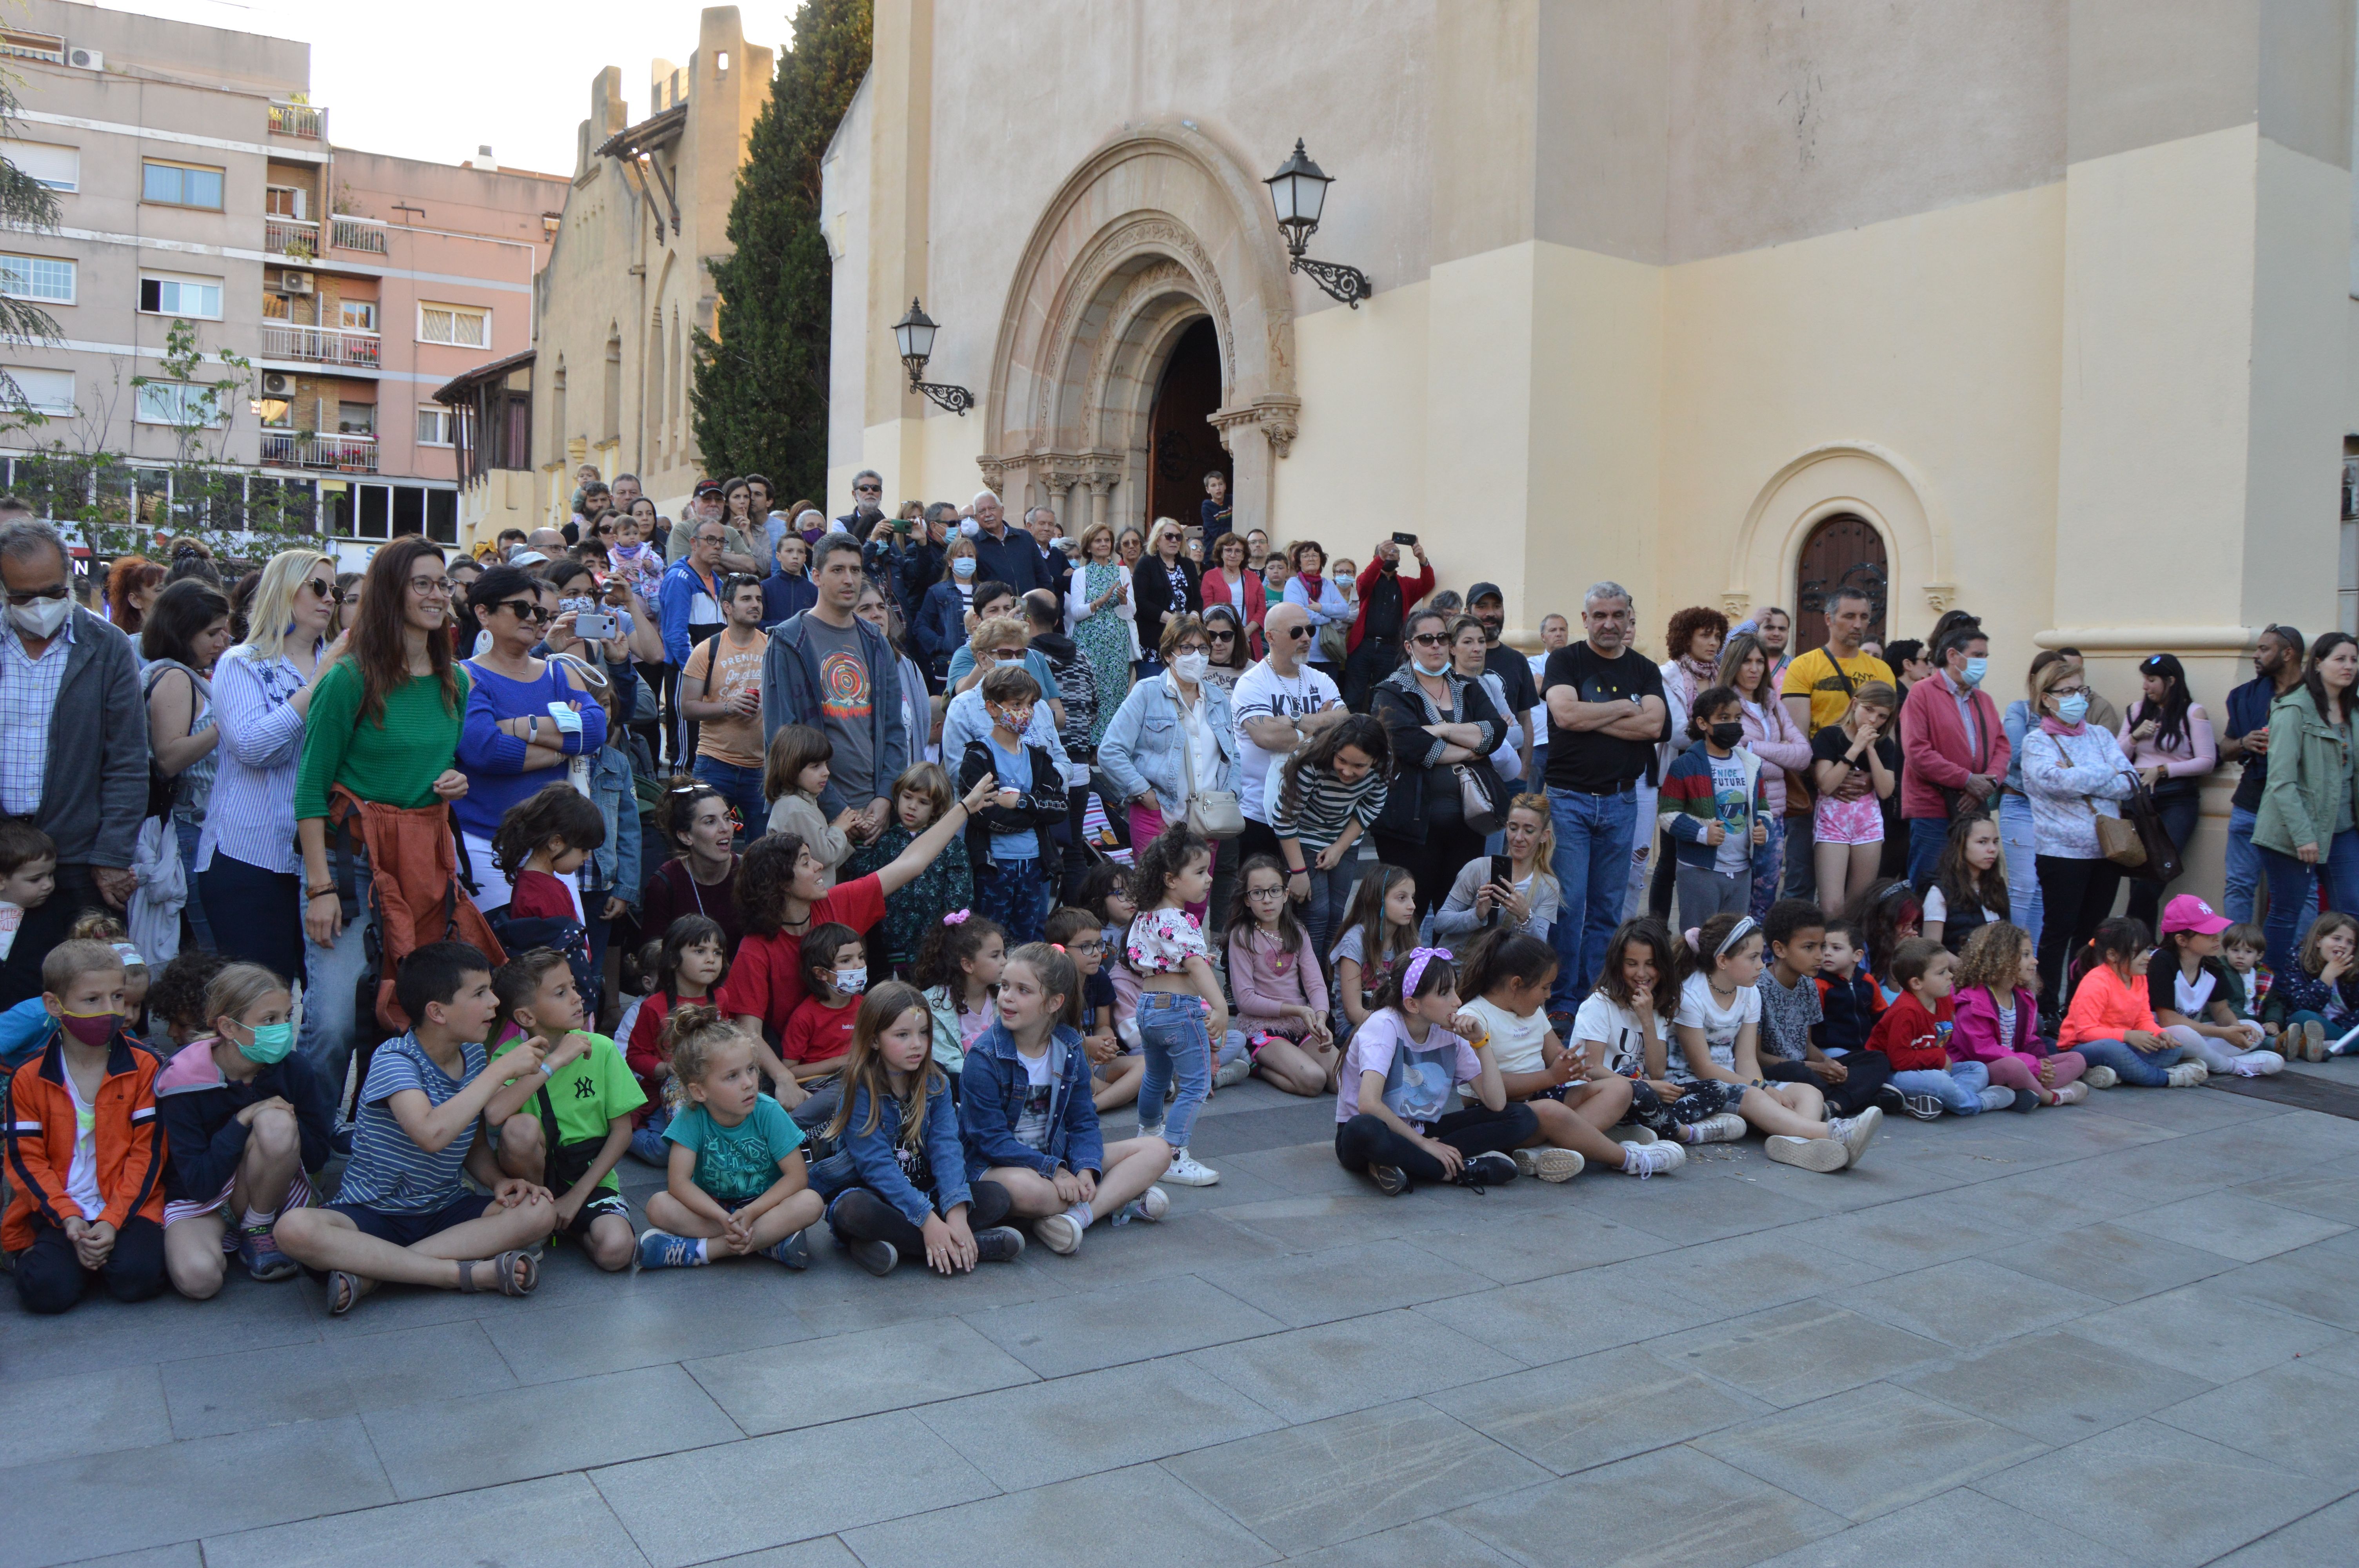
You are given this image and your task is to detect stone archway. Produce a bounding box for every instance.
[980,124,1298,540]
[1722,442,1956,638]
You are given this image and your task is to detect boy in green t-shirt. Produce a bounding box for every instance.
[489,949,645,1271]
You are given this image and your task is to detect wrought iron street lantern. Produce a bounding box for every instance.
[1264,140,1372,308]
[891,298,973,415]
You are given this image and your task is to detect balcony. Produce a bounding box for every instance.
[331,215,388,255]
[264,216,318,259]
[262,430,377,473]
[269,103,324,139]
[260,322,381,369]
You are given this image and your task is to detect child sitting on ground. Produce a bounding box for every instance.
[2148,895,2285,1078]
[2263,911,2359,1060]
[274,943,557,1316]
[2218,922,2277,1049]
[493,781,605,922]
[488,948,644,1272]
[1576,918,1723,1144]
[2058,918,2205,1087]
[1223,853,1338,1097]
[1754,900,1893,1116]
[623,915,728,1164]
[779,922,865,1132]
[1330,863,1419,1041]
[1333,945,1530,1195]
[840,763,974,978]
[1843,879,1921,1005]
[68,913,149,1038]
[1812,919,1885,1058]
[143,947,233,1060]
[4,941,168,1313]
[1868,938,2025,1118]
[915,909,1005,1083]
[1458,927,1683,1181]
[1045,905,1142,1111]
[633,1004,824,1271]
[1949,922,2089,1105]
[156,962,336,1296]
[763,724,855,890]
[956,942,1172,1255]
[1921,813,2008,954]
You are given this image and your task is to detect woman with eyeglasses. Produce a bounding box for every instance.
[2020,652,2136,1010]
[451,565,608,916]
[194,550,345,980]
[1199,605,1251,697]
[1369,609,1507,926]
[1130,519,1201,677]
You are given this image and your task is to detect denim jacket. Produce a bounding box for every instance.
[1099,673,1238,817]
[957,1022,1103,1182]
[578,739,643,911]
[807,1073,971,1229]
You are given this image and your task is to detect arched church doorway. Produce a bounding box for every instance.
[1146,316,1227,532]
[1794,514,1888,650]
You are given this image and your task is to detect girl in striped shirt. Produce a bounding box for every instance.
[1271,715,1392,964]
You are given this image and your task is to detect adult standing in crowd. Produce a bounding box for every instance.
[1024,508,1072,601]
[2118,652,2215,930]
[293,538,472,1095]
[2254,632,2359,979]
[1232,600,1347,866]
[1343,536,1434,712]
[0,520,145,1008]
[836,468,887,541]
[196,550,341,982]
[1754,605,1794,684]
[1719,629,1810,918]
[1648,605,1728,916]
[1780,586,1893,899]
[142,579,234,952]
[1282,540,1352,673]
[2054,648,2122,734]
[1131,519,1201,668]
[1541,581,1667,1021]
[1528,612,1570,781]
[1100,615,1237,923]
[854,575,932,771]
[678,574,772,837]
[1469,582,1540,789]
[762,533,908,844]
[1999,650,2063,947]
[658,513,729,763]
[1897,621,2006,888]
[107,555,163,641]
[1203,532,1267,650]
[862,497,943,630]
[967,490,1053,596]
[916,535,981,688]
[2020,653,2134,1009]
[2221,624,2306,924]
[1066,522,1136,750]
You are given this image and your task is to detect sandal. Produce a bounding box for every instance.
[454,1254,536,1295]
[326,1269,362,1317]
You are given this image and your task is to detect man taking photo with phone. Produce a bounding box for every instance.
[1343,533,1433,712]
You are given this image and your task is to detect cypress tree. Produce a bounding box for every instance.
[691,0,872,501]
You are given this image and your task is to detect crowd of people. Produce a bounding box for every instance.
[2,462,2354,1317]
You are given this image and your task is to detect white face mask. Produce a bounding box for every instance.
[1171,651,1210,682]
[960,518,981,538]
[1413,649,1450,676]
[8,593,68,639]
[836,965,868,996]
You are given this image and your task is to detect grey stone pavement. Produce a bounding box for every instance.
[9,1064,2359,1568]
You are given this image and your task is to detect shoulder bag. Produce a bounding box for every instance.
[2110,768,2182,882]
[1176,691,1243,840]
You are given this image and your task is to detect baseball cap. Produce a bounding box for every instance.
[1468,581,1504,606]
[2159,895,2232,936]
[511,550,550,566]
[692,478,724,498]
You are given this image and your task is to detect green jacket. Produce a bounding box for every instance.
[2252,689,2359,857]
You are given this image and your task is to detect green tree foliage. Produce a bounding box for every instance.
[0,61,64,430]
[691,0,871,503]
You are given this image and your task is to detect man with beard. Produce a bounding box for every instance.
[2221,622,2307,924]
[1468,581,1539,782]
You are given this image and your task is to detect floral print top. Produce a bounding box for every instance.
[1125,906,1207,975]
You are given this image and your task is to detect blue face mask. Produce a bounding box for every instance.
[2054,693,2090,726]
[1961,656,1988,687]
[237,1020,294,1065]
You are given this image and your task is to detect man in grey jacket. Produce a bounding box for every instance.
[0,518,147,1007]
[760,532,909,838]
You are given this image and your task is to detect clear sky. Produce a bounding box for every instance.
[98,0,800,175]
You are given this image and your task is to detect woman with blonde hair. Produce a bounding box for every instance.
[1130,517,1201,673]
[194,548,343,980]
[1067,521,1135,744]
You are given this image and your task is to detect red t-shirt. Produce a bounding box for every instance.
[782,993,860,1066]
[507,869,578,922]
[718,874,887,1039]
[1865,991,1953,1073]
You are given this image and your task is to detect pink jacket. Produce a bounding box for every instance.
[1742,697,1812,815]
[1898,674,2010,820]
[1950,984,2041,1072]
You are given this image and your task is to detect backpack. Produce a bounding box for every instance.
[455,837,603,1020]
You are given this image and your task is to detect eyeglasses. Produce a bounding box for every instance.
[406,577,450,599]
[3,584,65,607]
[1410,632,1449,647]
[854,483,882,494]
[1247,885,1287,900]
[497,599,554,624]
[1065,939,1105,955]
[1209,630,1236,644]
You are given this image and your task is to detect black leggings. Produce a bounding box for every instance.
[825,1180,1012,1256]
[14,1215,166,1314]
[2036,853,2125,1008]
[1764,1053,1892,1117]
[1334,1105,1537,1187]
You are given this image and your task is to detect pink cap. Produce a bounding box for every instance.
[2159,894,2232,936]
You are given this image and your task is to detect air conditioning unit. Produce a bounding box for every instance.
[67,47,100,71]
[280,270,313,296]
[262,372,294,397]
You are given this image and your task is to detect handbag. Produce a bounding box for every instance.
[1176,693,1243,840]
[2115,770,2184,883]
[1456,761,1505,836]
[2095,812,2146,869]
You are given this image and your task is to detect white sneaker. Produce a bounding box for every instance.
[2165,1062,2206,1088]
[1512,1146,1585,1183]
[1033,1212,1083,1256]
[1113,1185,1169,1225]
[1621,1140,1685,1178]
[1213,1056,1251,1089]
[1765,1134,1848,1172]
[1138,1120,1166,1144]
[2230,1051,2284,1077]
[1163,1149,1221,1185]
[1609,1123,1659,1145]
[2083,1065,2119,1090]
[1831,1105,1882,1169]
[1684,1112,1747,1145]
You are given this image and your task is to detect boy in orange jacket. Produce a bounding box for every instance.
[1865,939,2024,1120]
[5,940,168,1313]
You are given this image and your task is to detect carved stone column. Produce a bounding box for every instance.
[1208,395,1299,543]
[1086,470,1117,534]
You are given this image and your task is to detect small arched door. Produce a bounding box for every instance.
[1794,514,1888,650]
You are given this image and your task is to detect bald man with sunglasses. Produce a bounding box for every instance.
[1231,601,1349,867]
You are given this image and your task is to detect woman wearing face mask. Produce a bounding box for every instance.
[2254,632,2359,978]
[2021,654,2136,1010]
[916,537,982,688]
[2115,652,2216,931]
[1100,614,1240,926]
[156,962,337,1298]
[1370,610,1507,927]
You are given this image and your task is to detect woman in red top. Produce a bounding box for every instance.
[722,769,1000,1086]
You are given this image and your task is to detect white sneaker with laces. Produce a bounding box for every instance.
[2165,1062,2206,1087]
[1033,1212,1083,1256]
[1113,1185,1169,1225]
[1608,1123,1658,1145]
[1163,1149,1220,1185]
[1684,1112,1747,1144]
[2230,1051,2284,1077]
[1765,1134,1848,1172]
[1830,1105,1882,1169]
[1213,1056,1251,1089]
[1512,1146,1584,1182]
[2083,1065,2119,1089]
[1621,1140,1685,1178]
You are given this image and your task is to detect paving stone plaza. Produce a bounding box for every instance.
[7,1062,2359,1568]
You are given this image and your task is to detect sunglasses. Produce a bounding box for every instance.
[498,599,554,624]
[1209,630,1236,643]
[1281,625,1313,640]
[854,484,882,494]
[302,577,334,599]
[1409,632,1449,647]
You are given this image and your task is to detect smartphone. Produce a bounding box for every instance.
[573,611,618,641]
[892,515,912,533]
[1489,854,1513,890]
[1391,532,1418,546]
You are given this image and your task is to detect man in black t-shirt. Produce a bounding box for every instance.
[1469,581,1539,782]
[1541,581,1667,1016]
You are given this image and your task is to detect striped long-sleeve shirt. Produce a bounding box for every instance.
[1267,763,1387,852]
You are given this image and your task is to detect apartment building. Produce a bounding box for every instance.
[0,0,559,558]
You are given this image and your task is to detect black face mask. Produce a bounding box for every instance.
[1709,722,1746,750]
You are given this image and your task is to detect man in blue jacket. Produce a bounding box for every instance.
[967,490,1052,595]
[760,533,909,839]
[657,516,729,765]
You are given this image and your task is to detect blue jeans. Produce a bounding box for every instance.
[1749,815,1786,921]
[974,854,1048,946]
[1999,791,2042,949]
[1889,1060,1991,1114]
[1546,785,1638,1013]
[629,1105,672,1165]
[691,755,767,844]
[1135,991,1212,1149]
[2260,827,2359,980]
[174,817,215,952]
[2225,804,2263,926]
[298,853,375,1108]
[1905,817,1948,889]
[2070,1035,2184,1087]
[1300,857,1360,971]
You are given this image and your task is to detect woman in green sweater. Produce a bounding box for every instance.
[295,536,472,1100]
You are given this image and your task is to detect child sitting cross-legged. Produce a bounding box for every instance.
[1754,900,1894,1117]
[914,909,1005,1087]
[156,962,336,1296]
[2057,918,2206,1087]
[1868,938,2026,1119]
[1949,921,2089,1105]
[814,982,1029,1276]
[1333,946,1533,1196]
[1045,905,1143,1111]
[1457,927,1685,1181]
[777,922,865,1133]
[957,942,1172,1255]
[275,942,557,1316]
[4,941,169,1314]
[487,948,645,1272]
[2147,895,2285,1078]
[2264,912,2359,1060]
[1224,853,1339,1097]
[633,1004,824,1271]
[623,915,728,1164]
[2217,923,2282,1054]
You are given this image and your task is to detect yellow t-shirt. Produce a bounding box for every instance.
[1781,647,1894,737]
